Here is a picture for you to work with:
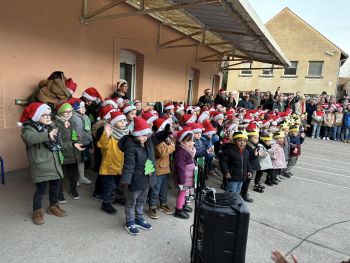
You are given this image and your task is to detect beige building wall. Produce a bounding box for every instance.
[227,8,343,96]
[0,0,220,171]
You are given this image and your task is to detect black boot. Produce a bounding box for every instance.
[174,208,190,219]
[257,182,265,189]
[253,184,264,193]
[183,205,193,213]
[101,203,117,215]
[241,194,254,203]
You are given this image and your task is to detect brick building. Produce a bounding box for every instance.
[227,8,348,96]
[0,0,288,171]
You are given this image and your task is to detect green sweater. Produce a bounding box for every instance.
[21,126,63,184]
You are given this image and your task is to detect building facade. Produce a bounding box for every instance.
[227,8,348,96]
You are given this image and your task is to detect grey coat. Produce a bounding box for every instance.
[21,126,63,183]
[71,112,92,145]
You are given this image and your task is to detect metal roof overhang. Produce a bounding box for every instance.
[81,0,290,70]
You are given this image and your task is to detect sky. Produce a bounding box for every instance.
[248,0,350,77]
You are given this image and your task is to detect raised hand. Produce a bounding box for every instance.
[104,123,113,138]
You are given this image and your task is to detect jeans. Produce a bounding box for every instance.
[323,126,333,138]
[343,128,350,140]
[60,163,79,194]
[311,123,321,138]
[148,174,169,208]
[226,181,243,193]
[33,179,60,211]
[333,126,342,140]
[101,176,120,204]
[125,188,149,224]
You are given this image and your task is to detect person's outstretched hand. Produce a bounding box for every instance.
[271,251,298,263]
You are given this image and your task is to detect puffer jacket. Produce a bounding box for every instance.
[98,132,124,176]
[37,79,71,105]
[173,145,195,186]
[118,130,171,191]
[246,141,261,171]
[220,144,251,182]
[21,125,63,183]
[257,142,273,170]
[270,143,286,169]
[155,141,176,176]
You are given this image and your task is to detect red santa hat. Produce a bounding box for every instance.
[65,78,77,94]
[102,98,118,109]
[131,116,152,136]
[197,111,210,123]
[18,102,51,126]
[110,111,126,126]
[141,111,158,124]
[202,119,216,136]
[243,112,253,123]
[164,102,175,111]
[68,97,85,111]
[210,111,224,122]
[181,113,197,124]
[285,108,293,115]
[122,102,136,114]
[82,87,103,103]
[226,109,235,116]
[187,123,203,133]
[177,127,193,142]
[99,106,118,120]
[154,117,171,131]
[246,122,257,132]
[113,97,124,107]
[218,88,226,94]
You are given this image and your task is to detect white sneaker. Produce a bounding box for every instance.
[322,137,326,140]
[311,136,315,138]
[79,176,92,185]
[326,137,330,140]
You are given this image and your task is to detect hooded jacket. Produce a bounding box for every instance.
[118,129,171,191]
[37,79,71,105]
[220,144,251,182]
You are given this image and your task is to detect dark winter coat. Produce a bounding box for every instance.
[289,135,304,157]
[54,119,82,164]
[246,141,261,171]
[118,130,171,191]
[214,94,228,107]
[220,144,251,182]
[194,137,209,159]
[237,99,254,109]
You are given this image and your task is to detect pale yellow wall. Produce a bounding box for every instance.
[0,0,219,171]
[227,8,342,96]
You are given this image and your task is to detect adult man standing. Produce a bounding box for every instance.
[214,89,228,107]
[251,89,261,109]
[198,88,212,106]
[273,95,285,112]
[237,94,254,109]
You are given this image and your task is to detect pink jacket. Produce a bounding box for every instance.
[271,143,287,169]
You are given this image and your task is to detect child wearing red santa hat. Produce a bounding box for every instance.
[20,103,67,225]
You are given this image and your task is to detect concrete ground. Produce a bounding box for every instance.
[0,138,350,263]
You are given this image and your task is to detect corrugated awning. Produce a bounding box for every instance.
[81,0,290,67]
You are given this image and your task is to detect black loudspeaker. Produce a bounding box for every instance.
[191,192,250,263]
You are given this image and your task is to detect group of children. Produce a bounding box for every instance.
[311,103,350,141]
[20,79,307,235]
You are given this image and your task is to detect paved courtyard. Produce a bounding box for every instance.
[0,138,350,263]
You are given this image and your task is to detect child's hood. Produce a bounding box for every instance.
[118,135,139,152]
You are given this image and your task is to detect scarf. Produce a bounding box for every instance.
[76,113,91,131]
[25,121,64,164]
[179,144,196,159]
[111,126,129,140]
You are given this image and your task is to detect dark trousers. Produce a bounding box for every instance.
[241,177,252,197]
[255,170,264,185]
[60,163,79,195]
[33,179,60,211]
[148,174,169,208]
[93,174,104,196]
[101,175,123,204]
